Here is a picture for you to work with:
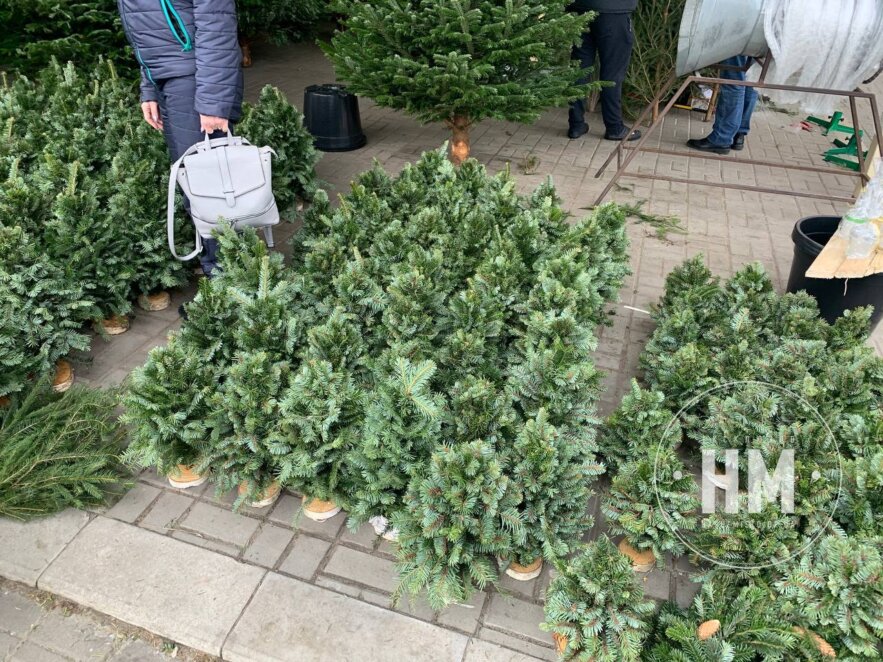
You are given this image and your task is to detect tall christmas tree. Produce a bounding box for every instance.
[324,1,596,163]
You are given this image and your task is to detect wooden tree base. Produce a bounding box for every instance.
[697,619,721,640]
[303,498,342,522]
[504,557,544,581]
[51,359,74,393]
[96,315,129,335]
[137,291,171,312]
[239,480,282,509]
[618,539,656,573]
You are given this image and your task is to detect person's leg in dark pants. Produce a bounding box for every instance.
[156,76,225,277]
[568,28,598,138]
[594,12,635,139]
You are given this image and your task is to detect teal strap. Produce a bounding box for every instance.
[160,0,193,52]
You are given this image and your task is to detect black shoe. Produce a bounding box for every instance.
[604,128,642,141]
[567,124,589,140]
[686,137,731,155]
[178,304,188,321]
[731,134,746,151]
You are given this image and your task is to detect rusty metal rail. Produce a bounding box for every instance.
[594,55,882,206]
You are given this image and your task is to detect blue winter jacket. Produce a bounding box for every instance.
[118,0,242,119]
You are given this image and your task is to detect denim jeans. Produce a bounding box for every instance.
[707,55,758,147]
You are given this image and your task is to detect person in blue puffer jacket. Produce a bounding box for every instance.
[118,0,244,278]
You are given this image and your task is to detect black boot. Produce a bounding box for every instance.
[568,124,589,140]
[686,137,731,155]
[731,133,746,151]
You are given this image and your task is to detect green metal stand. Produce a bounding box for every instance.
[823,134,868,171]
[807,111,857,136]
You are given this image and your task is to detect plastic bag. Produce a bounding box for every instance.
[838,159,883,259]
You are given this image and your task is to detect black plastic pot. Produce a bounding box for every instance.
[303,84,366,152]
[787,215,883,330]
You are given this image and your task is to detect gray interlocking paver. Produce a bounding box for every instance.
[476,629,555,662]
[641,568,673,602]
[223,572,469,662]
[436,591,487,635]
[464,639,544,662]
[138,492,192,534]
[340,523,379,550]
[267,494,346,538]
[29,609,116,660]
[0,510,90,586]
[39,517,263,657]
[242,524,294,568]
[0,588,43,636]
[171,531,240,557]
[8,641,70,661]
[179,502,260,548]
[105,483,160,523]
[323,547,398,594]
[277,535,330,580]
[484,594,548,645]
[675,574,702,609]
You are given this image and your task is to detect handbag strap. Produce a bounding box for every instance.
[167,145,202,261]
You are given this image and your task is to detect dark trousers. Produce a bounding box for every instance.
[569,12,634,135]
[155,76,234,276]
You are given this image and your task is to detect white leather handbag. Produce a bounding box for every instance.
[167,131,279,261]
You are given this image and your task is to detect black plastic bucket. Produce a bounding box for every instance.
[787,215,883,330]
[303,84,366,152]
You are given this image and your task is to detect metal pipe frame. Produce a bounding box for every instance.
[593,57,882,207]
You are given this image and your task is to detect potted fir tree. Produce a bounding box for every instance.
[324,1,597,163]
[542,535,657,661]
[346,355,444,539]
[644,575,797,660]
[0,226,92,399]
[599,380,683,472]
[393,440,525,610]
[122,338,216,488]
[776,535,883,658]
[278,311,365,521]
[601,447,699,571]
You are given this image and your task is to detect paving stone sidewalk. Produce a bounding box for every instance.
[2,40,882,662]
[0,579,182,661]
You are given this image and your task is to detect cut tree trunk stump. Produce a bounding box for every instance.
[137,291,171,312]
[51,359,74,393]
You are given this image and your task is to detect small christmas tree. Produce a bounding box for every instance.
[776,535,883,658]
[599,380,682,472]
[393,440,525,610]
[237,85,320,215]
[208,351,290,504]
[347,355,444,527]
[644,575,797,661]
[324,1,596,163]
[122,337,217,477]
[601,447,699,566]
[0,225,92,397]
[277,310,365,505]
[506,409,602,565]
[541,534,657,662]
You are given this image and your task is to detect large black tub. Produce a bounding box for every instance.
[787,215,883,330]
